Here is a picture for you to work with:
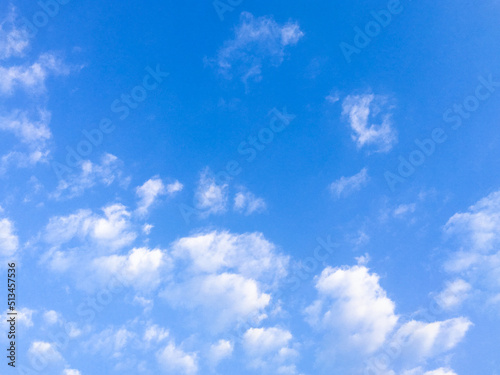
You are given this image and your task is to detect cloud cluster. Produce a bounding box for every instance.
[443,190,500,305]
[212,12,304,85]
[52,153,129,199]
[161,231,288,331]
[0,109,52,173]
[43,204,136,258]
[0,9,70,173]
[306,265,471,374]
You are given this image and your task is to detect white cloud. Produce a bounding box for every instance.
[143,223,154,235]
[208,339,233,367]
[43,310,61,325]
[393,203,416,217]
[435,279,472,310]
[443,190,500,302]
[62,369,82,375]
[0,7,30,59]
[342,94,397,152]
[52,153,127,199]
[157,342,198,375]
[0,109,52,173]
[166,180,183,194]
[92,247,167,291]
[44,203,136,252]
[242,327,299,373]
[136,177,165,215]
[136,177,181,216]
[0,52,69,95]
[194,169,228,216]
[212,12,304,85]
[0,217,18,257]
[170,231,288,283]
[402,368,458,375]
[28,341,63,364]
[326,90,340,104]
[1,307,35,329]
[163,272,270,331]
[243,327,292,356]
[393,317,472,362]
[234,190,267,215]
[162,231,288,331]
[307,265,471,373]
[329,167,369,198]
[306,265,398,354]
[133,295,154,312]
[144,324,169,343]
[423,369,458,375]
[85,327,135,358]
[445,190,500,255]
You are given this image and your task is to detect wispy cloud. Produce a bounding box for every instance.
[210,12,304,86]
[0,53,69,95]
[52,153,129,200]
[0,7,30,60]
[0,109,52,173]
[329,167,369,198]
[234,190,267,215]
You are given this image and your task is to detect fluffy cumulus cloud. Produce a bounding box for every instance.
[211,12,304,85]
[394,317,472,360]
[234,190,267,215]
[329,167,369,198]
[306,265,398,354]
[0,217,19,257]
[52,153,128,199]
[91,247,168,291]
[194,168,228,216]
[443,190,500,303]
[392,317,472,363]
[208,339,233,367]
[162,231,288,331]
[136,176,182,216]
[28,341,63,365]
[44,203,136,252]
[342,94,397,152]
[156,342,198,375]
[307,265,471,374]
[242,326,298,372]
[0,109,52,173]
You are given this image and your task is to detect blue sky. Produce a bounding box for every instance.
[1,0,500,374]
